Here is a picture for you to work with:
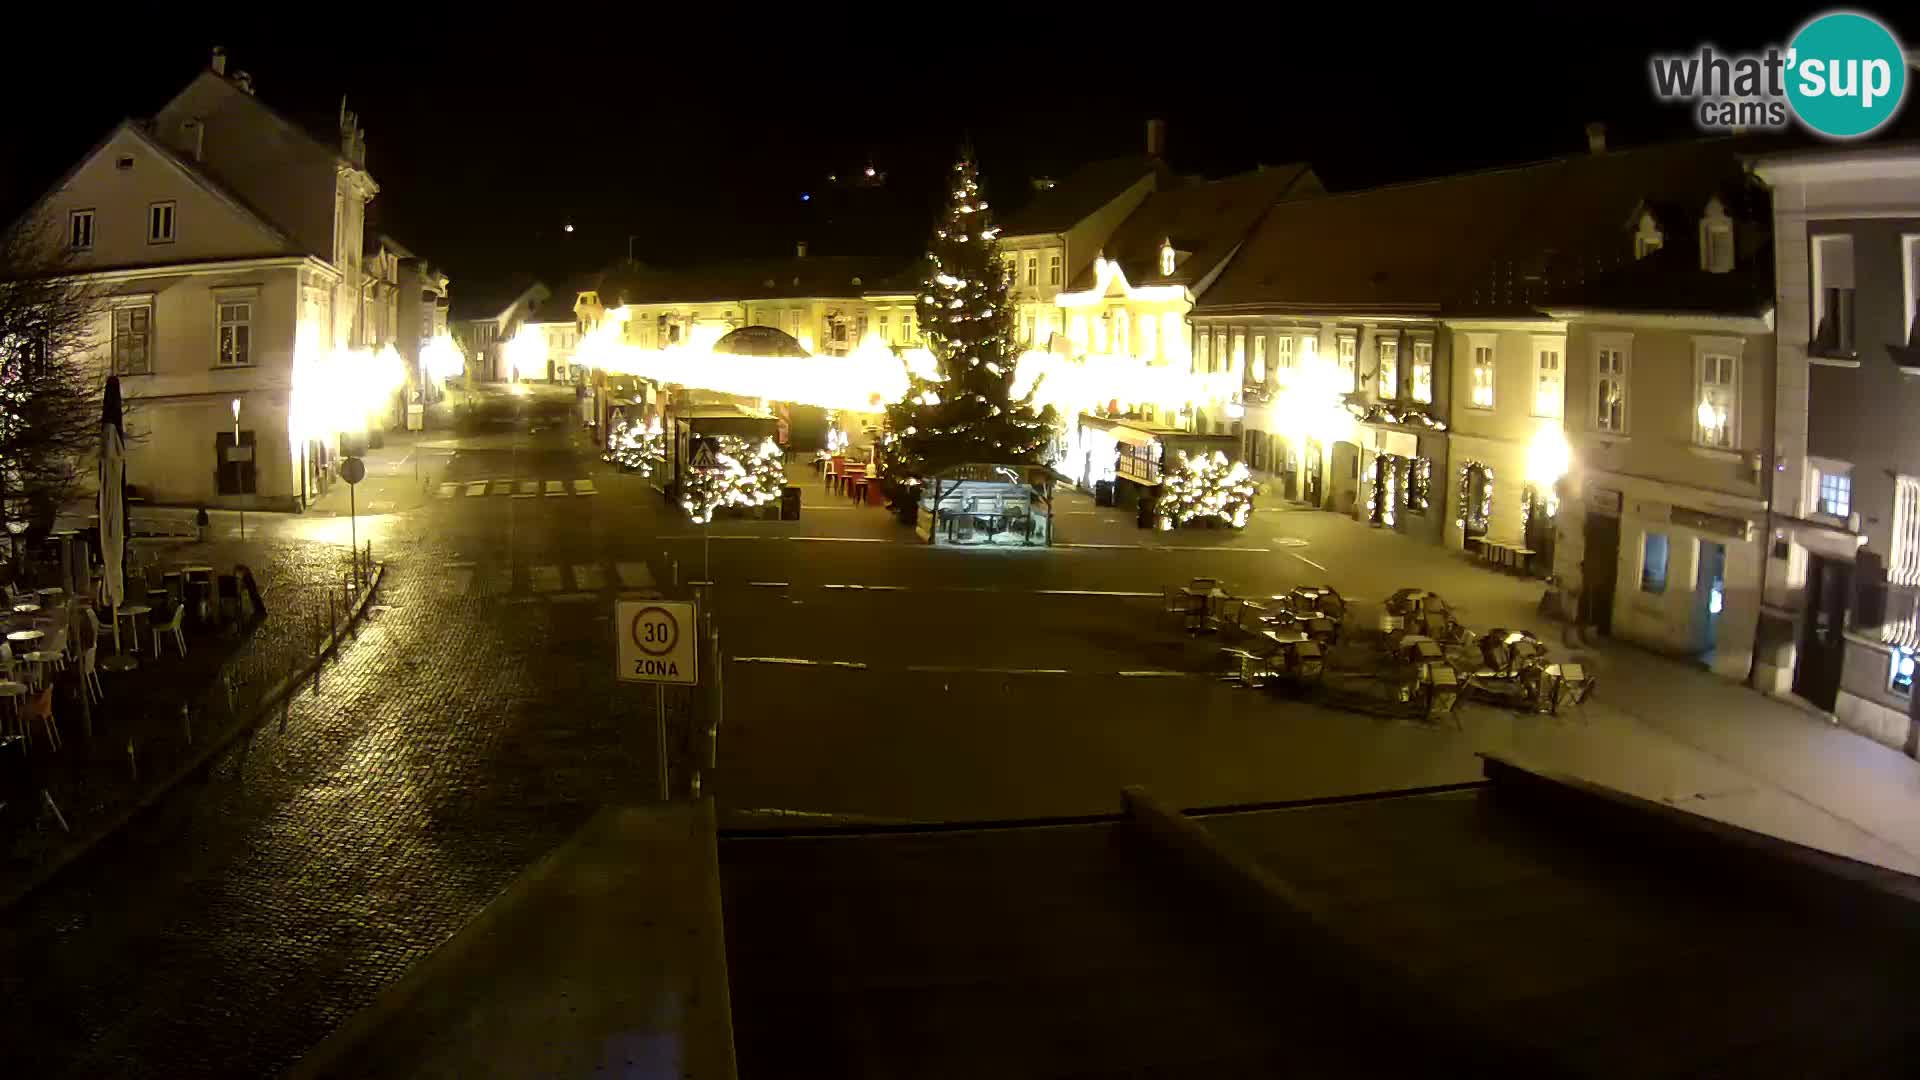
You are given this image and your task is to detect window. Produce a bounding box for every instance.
[1114,311,1129,355]
[1300,334,1318,373]
[1699,198,1733,273]
[1045,253,1061,286]
[1023,313,1035,345]
[217,300,252,366]
[112,304,152,375]
[1634,211,1664,259]
[1694,347,1738,448]
[1139,314,1158,359]
[1409,339,1433,403]
[1641,532,1670,594]
[1275,335,1296,379]
[1892,475,1920,587]
[1595,344,1628,433]
[1214,329,1228,373]
[1026,256,1037,287]
[1818,470,1851,518]
[148,201,176,244]
[1162,315,1181,362]
[1469,341,1495,409]
[1230,329,1245,375]
[1194,328,1209,372]
[1159,241,1176,277]
[69,209,94,251]
[1532,339,1563,418]
[1812,234,1855,355]
[1004,257,1018,285]
[1376,337,1399,399]
[1251,334,1267,385]
[1893,648,1915,696]
[1335,332,1357,391]
[878,314,889,341]
[1904,235,1920,347]
[786,310,800,339]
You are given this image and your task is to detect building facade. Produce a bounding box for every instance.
[996,151,1160,351]
[1754,146,1920,752]
[19,50,380,509]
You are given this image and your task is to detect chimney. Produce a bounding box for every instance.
[796,241,808,258]
[1146,118,1167,159]
[1585,121,1607,155]
[211,47,227,76]
[234,71,254,96]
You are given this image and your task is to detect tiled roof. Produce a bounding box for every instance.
[1199,139,1771,318]
[607,255,919,306]
[1065,164,1319,294]
[997,155,1161,237]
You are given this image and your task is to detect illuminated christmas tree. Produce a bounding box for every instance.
[1155,450,1255,529]
[884,151,1057,488]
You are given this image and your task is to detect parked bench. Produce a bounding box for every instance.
[1470,536,1536,575]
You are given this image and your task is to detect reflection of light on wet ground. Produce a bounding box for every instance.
[270,513,410,549]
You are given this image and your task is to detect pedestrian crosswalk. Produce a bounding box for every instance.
[444,559,657,599]
[435,477,600,499]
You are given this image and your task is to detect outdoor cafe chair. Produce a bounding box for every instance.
[80,644,103,704]
[154,605,187,659]
[20,684,57,752]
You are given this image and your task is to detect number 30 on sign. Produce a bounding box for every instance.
[615,599,698,684]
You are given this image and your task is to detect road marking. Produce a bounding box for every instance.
[906,664,1070,675]
[789,536,886,543]
[1118,670,1186,678]
[1290,552,1330,572]
[615,562,655,588]
[436,483,458,499]
[748,581,789,588]
[1055,542,1269,552]
[1055,542,1134,549]
[446,560,476,569]
[530,565,563,593]
[518,480,539,495]
[687,580,714,586]
[734,656,818,665]
[464,480,489,497]
[1032,589,1160,597]
[1160,545,1270,553]
[1273,538,1309,548]
[551,592,596,603]
[573,564,606,591]
[867,584,905,591]
[544,480,565,496]
[830,660,868,669]
[575,478,597,495]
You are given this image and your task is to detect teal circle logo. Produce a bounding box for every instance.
[1786,11,1907,138]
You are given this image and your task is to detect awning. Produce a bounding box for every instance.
[1108,424,1160,449]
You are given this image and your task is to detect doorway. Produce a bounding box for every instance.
[1794,554,1851,711]
[1302,441,1323,507]
[1697,540,1727,663]
[1580,511,1620,635]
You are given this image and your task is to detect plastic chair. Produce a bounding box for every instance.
[80,644,103,703]
[20,684,57,751]
[154,605,187,658]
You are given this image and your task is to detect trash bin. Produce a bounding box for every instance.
[1093,480,1116,507]
[781,485,802,521]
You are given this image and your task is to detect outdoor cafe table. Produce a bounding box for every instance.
[1180,585,1227,632]
[113,605,152,654]
[11,603,39,616]
[1261,627,1310,646]
[7,628,43,649]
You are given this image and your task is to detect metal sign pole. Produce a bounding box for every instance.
[656,683,669,800]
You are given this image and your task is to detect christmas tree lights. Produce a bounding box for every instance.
[1155,450,1255,529]
[883,153,1058,489]
[604,416,663,476]
[680,436,786,524]
[1455,461,1493,532]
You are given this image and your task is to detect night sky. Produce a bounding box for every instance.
[4,8,1912,307]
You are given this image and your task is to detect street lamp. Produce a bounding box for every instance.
[232,398,244,541]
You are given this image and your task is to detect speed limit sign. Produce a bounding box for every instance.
[615,599,697,684]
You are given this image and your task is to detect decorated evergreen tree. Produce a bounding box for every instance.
[883,153,1056,490]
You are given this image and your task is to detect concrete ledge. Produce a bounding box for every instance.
[0,562,386,914]
[1119,785,1558,1072]
[290,801,737,1080]
[1479,752,1920,911]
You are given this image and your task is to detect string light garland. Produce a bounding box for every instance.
[604,416,663,476]
[680,435,785,524]
[1155,450,1255,529]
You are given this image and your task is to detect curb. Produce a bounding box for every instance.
[0,562,388,914]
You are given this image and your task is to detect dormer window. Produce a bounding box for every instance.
[1159,239,1176,277]
[1699,197,1734,274]
[1634,211,1664,260]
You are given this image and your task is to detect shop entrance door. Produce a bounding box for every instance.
[1794,555,1850,711]
[1581,511,1620,635]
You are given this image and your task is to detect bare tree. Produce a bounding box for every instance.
[0,222,104,545]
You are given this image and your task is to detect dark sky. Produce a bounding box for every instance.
[4,6,1912,306]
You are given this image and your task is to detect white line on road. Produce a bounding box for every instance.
[1118,670,1186,678]
[1290,552,1330,572]
[1055,542,1270,552]
[436,483,458,498]
[518,480,540,495]
[573,564,606,591]
[544,480,565,496]
[733,656,818,665]
[906,664,1071,675]
[575,478,597,495]
[867,584,905,591]
[789,536,887,543]
[530,565,563,593]
[1032,589,1161,597]
[464,481,488,496]
[830,660,869,669]
[747,581,789,587]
